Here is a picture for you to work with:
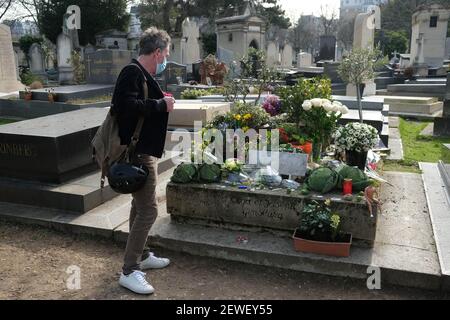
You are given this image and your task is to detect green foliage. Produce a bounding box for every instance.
[208,102,271,130]
[277,77,332,127]
[376,30,409,56]
[180,87,225,100]
[224,48,281,105]
[67,50,85,84]
[298,200,341,242]
[37,0,130,46]
[171,163,198,184]
[198,164,222,183]
[138,0,290,33]
[200,33,217,57]
[335,165,372,192]
[338,47,385,86]
[306,167,339,194]
[19,35,43,60]
[20,70,43,86]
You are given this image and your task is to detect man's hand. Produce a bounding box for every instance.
[163,96,175,112]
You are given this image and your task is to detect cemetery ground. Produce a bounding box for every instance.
[0,220,448,300]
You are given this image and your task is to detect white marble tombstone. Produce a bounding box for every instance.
[29,43,45,74]
[297,52,312,68]
[57,33,74,84]
[181,18,201,66]
[346,6,380,97]
[0,24,24,93]
[281,43,293,68]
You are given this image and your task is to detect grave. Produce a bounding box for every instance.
[18,84,114,103]
[29,43,46,76]
[0,24,24,93]
[385,83,446,100]
[318,36,336,61]
[57,32,74,84]
[168,102,231,128]
[297,52,313,68]
[159,62,187,92]
[434,73,450,136]
[85,49,135,84]
[378,95,444,118]
[167,183,379,247]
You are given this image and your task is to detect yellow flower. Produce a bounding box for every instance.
[242,126,250,132]
[234,114,242,121]
[243,113,252,120]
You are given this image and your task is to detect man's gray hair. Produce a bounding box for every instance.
[139,27,171,55]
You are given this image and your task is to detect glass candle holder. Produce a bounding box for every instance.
[343,179,353,195]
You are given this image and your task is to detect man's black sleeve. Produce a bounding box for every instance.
[115,66,167,117]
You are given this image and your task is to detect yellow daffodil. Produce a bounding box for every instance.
[242,126,250,132]
[243,113,252,120]
[234,114,242,121]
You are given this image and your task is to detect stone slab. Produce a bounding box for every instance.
[168,102,231,128]
[420,163,450,278]
[0,151,178,213]
[85,50,135,84]
[338,109,385,133]
[0,108,109,183]
[332,95,385,111]
[387,84,446,99]
[0,98,110,119]
[389,101,443,115]
[18,84,114,102]
[434,117,450,137]
[166,182,378,247]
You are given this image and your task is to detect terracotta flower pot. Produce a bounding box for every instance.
[300,142,313,155]
[293,229,352,258]
[24,93,32,101]
[48,94,55,103]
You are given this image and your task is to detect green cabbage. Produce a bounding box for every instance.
[335,165,371,192]
[171,163,198,184]
[199,164,222,183]
[307,167,339,194]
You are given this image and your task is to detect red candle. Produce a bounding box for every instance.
[343,179,353,195]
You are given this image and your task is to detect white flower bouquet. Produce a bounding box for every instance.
[333,122,379,153]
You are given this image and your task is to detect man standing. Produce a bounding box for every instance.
[112,27,175,295]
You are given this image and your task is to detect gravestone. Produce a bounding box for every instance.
[85,49,135,84]
[57,32,74,84]
[347,6,381,97]
[29,43,45,74]
[181,18,201,66]
[191,60,202,82]
[281,43,293,68]
[84,43,96,55]
[159,61,187,91]
[0,24,24,93]
[434,73,450,137]
[266,41,279,67]
[319,35,336,61]
[297,52,312,68]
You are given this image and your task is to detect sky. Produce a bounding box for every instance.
[2,0,341,23]
[278,0,341,22]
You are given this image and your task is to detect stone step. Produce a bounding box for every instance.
[332,95,385,111]
[420,163,450,290]
[381,96,439,104]
[0,151,178,214]
[388,101,444,115]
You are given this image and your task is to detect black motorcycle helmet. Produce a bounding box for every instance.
[107,163,149,194]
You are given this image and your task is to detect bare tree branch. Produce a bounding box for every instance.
[0,0,13,21]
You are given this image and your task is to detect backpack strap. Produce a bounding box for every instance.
[124,62,148,162]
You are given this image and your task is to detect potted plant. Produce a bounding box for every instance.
[333,122,379,170]
[301,98,349,162]
[46,88,57,103]
[338,47,385,122]
[293,200,352,257]
[24,87,33,101]
[222,158,244,183]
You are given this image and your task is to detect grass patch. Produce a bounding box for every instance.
[66,95,112,105]
[382,159,422,174]
[0,118,17,125]
[399,118,450,164]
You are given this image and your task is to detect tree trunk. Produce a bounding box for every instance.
[356,83,364,123]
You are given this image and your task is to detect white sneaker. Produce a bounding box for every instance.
[140,252,170,270]
[119,271,154,295]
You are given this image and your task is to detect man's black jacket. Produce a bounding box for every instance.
[111,59,168,158]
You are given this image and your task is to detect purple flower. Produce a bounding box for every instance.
[262,95,282,116]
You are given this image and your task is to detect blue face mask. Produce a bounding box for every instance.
[156,57,167,75]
